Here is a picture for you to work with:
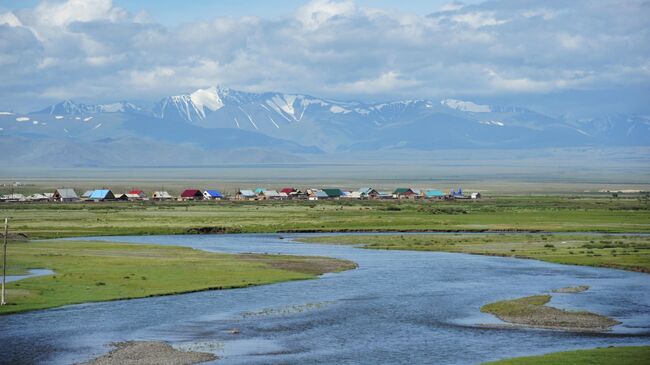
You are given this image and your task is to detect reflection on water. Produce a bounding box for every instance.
[0,234,648,364]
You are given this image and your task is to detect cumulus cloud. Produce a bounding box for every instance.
[0,0,649,113]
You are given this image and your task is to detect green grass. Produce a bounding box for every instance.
[483,346,650,365]
[0,196,649,240]
[298,234,650,273]
[0,240,356,315]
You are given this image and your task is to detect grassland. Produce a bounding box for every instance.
[0,240,356,315]
[298,234,650,273]
[0,196,649,240]
[480,294,620,331]
[482,346,650,365]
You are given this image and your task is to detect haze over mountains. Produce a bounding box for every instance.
[1,86,648,167]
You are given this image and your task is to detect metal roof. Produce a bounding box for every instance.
[204,190,223,197]
[55,188,78,199]
[322,188,343,197]
[89,190,113,199]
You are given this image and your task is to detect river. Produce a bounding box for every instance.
[0,233,648,364]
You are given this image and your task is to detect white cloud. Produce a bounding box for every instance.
[296,0,356,30]
[0,12,22,27]
[31,0,125,27]
[336,71,420,94]
[0,0,649,112]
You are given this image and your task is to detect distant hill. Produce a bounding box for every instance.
[0,86,648,166]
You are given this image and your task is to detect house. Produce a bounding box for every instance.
[322,188,344,199]
[113,193,129,201]
[203,190,224,200]
[89,189,115,201]
[128,190,147,199]
[450,187,465,199]
[125,193,142,200]
[393,188,417,199]
[1,193,25,202]
[260,190,282,200]
[152,191,173,200]
[280,187,306,199]
[235,189,257,200]
[81,190,94,199]
[425,189,445,199]
[254,188,266,194]
[180,189,203,200]
[53,188,79,202]
[27,193,50,201]
[308,190,329,201]
[357,187,380,199]
[280,187,296,195]
[471,192,482,199]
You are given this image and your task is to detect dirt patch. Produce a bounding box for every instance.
[78,341,216,365]
[0,232,29,241]
[552,285,590,293]
[239,253,357,276]
[481,295,620,332]
[186,226,241,234]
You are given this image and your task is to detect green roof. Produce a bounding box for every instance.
[393,188,413,194]
[322,188,343,197]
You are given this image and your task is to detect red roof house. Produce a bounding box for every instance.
[280,187,296,194]
[128,189,147,198]
[180,189,203,200]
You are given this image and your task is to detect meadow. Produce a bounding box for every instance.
[1,195,649,240]
[0,240,356,315]
[482,346,650,365]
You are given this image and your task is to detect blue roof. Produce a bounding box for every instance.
[89,189,112,199]
[425,189,445,197]
[204,190,223,197]
[254,188,266,194]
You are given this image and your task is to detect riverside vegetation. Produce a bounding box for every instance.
[0,196,649,239]
[298,234,650,273]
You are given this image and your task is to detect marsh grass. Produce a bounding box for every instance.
[298,234,650,273]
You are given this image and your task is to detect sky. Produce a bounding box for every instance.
[0,0,649,114]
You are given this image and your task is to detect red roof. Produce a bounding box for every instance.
[180,189,202,198]
[280,187,295,194]
[129,190,144,195]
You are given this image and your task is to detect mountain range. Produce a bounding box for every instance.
[1,86,648,166]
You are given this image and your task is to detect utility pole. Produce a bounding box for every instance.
[1,218,8,305]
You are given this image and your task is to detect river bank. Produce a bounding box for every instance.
[0,240,356,315]
[297,234,650,273]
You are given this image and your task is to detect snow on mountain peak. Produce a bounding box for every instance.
[441,99,491,113]
[190,87,224,117]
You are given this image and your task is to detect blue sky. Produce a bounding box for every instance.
[0,0,648,114]
[2,1,486,24]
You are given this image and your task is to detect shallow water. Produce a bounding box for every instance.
[0,233,649,364]
[3,268,54,283]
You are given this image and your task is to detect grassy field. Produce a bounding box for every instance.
[0,196,649,240]
[0,240,356,315]
[298,234,650,273]
[481,294,619,331]
[482,346,650,365]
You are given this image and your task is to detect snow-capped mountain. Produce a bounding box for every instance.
[0,86,648,166]
[40,100,143,116]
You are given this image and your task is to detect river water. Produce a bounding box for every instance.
[0,233,648,364]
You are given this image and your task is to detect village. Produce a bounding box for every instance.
[0,186,481,202]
